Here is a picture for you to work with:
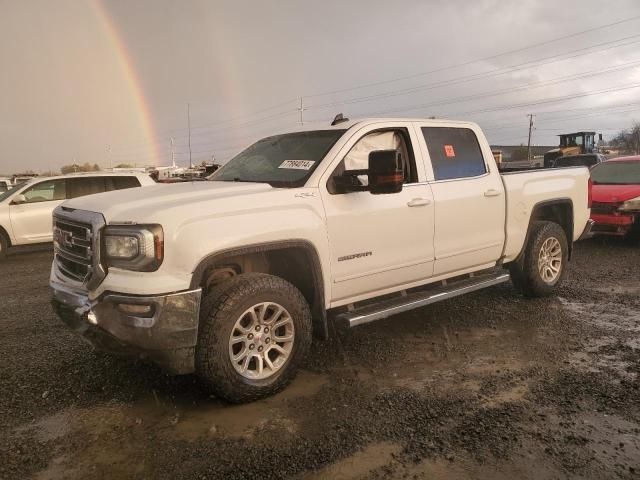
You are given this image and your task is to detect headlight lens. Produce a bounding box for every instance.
[103,224,163,271]
[105,235,139,259]
[619,196,640,212]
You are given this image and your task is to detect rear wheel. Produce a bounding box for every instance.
[509,221,568,297]
[196,273,312,403]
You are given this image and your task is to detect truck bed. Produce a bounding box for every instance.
[499,166,591,263]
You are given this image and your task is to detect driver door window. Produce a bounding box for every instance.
[328,130,416,193]
[22,180,67,203]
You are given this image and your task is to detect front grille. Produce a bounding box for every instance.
[590,202,618,215]
[54,218,93,283]
[53,208,106,289]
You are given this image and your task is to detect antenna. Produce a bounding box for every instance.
[170,137,176,168]
[298,96,305,126]
[331,113,349,126]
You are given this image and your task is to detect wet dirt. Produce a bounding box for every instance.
[1,237,639,479]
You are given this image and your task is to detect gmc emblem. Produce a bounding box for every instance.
[54,227,73,248]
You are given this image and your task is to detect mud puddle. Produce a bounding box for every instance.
[25,371,327,479]
[303,442,402,480]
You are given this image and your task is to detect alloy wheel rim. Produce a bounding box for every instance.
[228,302,295,380]
[538,237,562,284]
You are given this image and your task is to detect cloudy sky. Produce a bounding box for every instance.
[1,0,640,173]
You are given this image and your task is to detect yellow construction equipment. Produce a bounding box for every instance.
[543,131,596,167]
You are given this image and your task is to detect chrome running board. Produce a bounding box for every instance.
[337,272,511,328]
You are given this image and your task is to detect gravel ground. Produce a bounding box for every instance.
[1,238,639,479]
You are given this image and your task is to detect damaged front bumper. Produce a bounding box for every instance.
[578,218,596,240]
[590,213,637,236]
[51,279,201,374]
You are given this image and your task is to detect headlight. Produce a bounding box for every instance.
[103,224,163,271]
[619,196,640,212]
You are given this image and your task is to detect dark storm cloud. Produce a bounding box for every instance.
[1,0,640,172]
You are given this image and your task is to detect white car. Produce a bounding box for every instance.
[0,172,155,258]
[51,118,592,402]
[0,179,11,193]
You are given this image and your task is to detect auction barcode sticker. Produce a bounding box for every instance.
[278,160,316,170]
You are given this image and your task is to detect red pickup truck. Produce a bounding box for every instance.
[590,156,640,237]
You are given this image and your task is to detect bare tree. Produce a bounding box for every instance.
[609,122,640,154]
[60,163,101,174]
[631,122,640,155]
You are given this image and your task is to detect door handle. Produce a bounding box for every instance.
[407,198,432,207]
[484,189,502,197]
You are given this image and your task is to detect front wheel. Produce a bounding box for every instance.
[196,273,312,403]
[0,233,7,260]
[509,221,568,297]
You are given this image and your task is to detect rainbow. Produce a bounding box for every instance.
[92,0,161,165]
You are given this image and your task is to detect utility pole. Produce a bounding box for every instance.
[526,114,535,162]
[106,145,112,171]
[297,96,305,126]
[170,137,176,168]
[187,103,192,169]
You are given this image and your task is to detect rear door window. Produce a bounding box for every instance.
[104,176,142,191]
[112,176,141,190]
[66,177,106,199]
[421,127,487,181]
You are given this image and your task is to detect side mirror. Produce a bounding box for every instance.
[11,194,26,205]
[368,150,404,195]
[332,173,367,193]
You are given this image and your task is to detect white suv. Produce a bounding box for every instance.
[0,178,12,193]
[0,172,155,258]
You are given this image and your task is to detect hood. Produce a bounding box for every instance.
[591,183,640,203]
[62,181,275,223]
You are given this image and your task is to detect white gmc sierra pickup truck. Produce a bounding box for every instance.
[50,117,593,402]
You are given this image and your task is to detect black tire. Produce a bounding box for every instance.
[195,273,312,403]
[0,232,8,260]
[509,221,568,297]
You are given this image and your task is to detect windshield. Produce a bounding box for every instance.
[210,130,345,187]
[590,160,640,185]
[0,183,24,203]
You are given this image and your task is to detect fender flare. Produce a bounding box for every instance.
[513,198,574,264]
[190,239,329,340]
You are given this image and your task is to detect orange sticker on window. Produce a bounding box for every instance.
[444,145,456,157]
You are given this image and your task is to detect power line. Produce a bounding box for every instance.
[304,14,640,99]
[186,109,297,140]
[340,58,640,120]
[452,83,640,117]
[363,82,640,119]
[164,97,298,136]
[102,17,640,157]
[106,98,297,153]
[305,34,640,112]
[95,15,640,163]
[484,107,640,133]
[480,101,640,130]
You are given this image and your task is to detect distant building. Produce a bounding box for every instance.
[490,145,556,162]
